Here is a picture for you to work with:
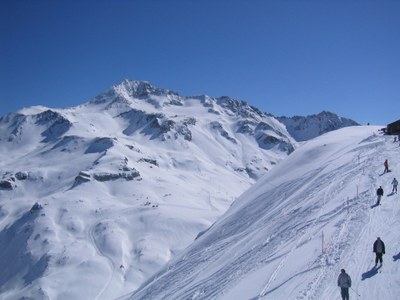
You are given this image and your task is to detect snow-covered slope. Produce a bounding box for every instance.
[126,126,400,300]
[278,111,359,142]
[0,80,298,299]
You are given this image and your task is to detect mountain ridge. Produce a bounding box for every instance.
[0,80,362,299]
[278,110,359,141]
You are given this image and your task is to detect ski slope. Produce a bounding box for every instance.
[126,126,400,300]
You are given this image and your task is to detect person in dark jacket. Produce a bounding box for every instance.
[376,186,384,205]
[373,237,385,266]
[384,159,389,173]
[337,269,352,300]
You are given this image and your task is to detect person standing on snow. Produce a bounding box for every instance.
[392,178,398,193]
[376,186,384,205]
[373,237,385,266]
[384,159,389,173]
[337,269,352,300]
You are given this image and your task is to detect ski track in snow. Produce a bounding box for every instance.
[348,138,400,300]
[259,150,366,299]
[3,117,399,300]
[292,136,392,299]
[128,130,400,300]
[313,135,399,300]
[89,222,116,300]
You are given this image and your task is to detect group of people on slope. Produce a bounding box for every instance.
[337,237,386,300]
[376,178,397,205]
[376,160,398,206]
[338,158,397,299]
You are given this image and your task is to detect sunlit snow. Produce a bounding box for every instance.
[1,81,392,300]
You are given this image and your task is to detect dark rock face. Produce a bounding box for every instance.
[138,158,159,167]
[73,168,141,187]
[0,180,14,190]
[15,171,29,180]
[211,121,237,144]
[74,172,92,186]
[120,109,194,141]
[277,111,359,142]
[35,110,73,143]
[92,171,140,182]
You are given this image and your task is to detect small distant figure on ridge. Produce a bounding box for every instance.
[383,159,389,173]
[376,186,384,205]
[373,237,385,267]
[337,269,351,300]
[392,178,398,194]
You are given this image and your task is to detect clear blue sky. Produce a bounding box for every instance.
[1,0,399,125]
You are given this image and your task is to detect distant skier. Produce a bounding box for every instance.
[392,178,398,193]
[337,269,352,300]
[384,159,389,173]
[373,237,385,266]
[376,186,384,205]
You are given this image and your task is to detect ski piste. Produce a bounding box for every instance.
[125,128,400,300]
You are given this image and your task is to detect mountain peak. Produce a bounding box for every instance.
[88,80,179,106]
[118,80,172,98]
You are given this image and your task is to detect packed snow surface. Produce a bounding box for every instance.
[0,81,393,300]
[125,126,400,300]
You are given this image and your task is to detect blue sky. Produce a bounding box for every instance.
[1,0,399,125]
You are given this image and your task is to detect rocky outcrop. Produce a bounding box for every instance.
[277,111,359,142]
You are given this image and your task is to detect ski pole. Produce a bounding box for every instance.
[350,287,360,297]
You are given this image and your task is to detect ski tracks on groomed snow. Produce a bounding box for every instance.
[293,137,392,300]
[348,137,400,300]
[258,138,382,299]
[295,135,397,300]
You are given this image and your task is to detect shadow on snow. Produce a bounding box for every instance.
[361,265,382,280]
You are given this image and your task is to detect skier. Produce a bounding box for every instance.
[337,269,352,300]
[376,186,384,205]
[392,178,398,193]
[384,159,389,173]
[373,237,385,266]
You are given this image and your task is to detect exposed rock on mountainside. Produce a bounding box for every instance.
[278,110,359,141]
[0,80,360,299]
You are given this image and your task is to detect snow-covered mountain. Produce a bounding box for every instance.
[0,80,367,300]
[0,80,299,299]
[125,126,400,300]
[278,111,359,142]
